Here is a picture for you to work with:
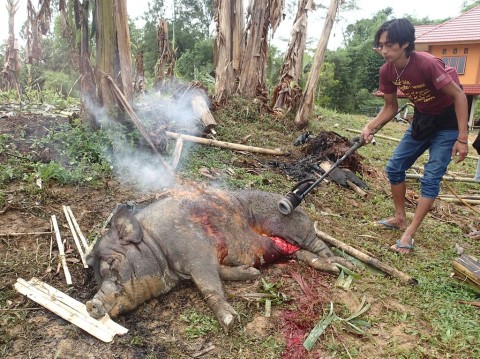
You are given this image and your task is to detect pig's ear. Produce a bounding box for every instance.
[112,206,143,244]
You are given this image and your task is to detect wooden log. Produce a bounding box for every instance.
[51,215,72,285]
[165,131,286,156]
[314,223,418,285]
[63,206,88,268]
[191,93,217,134]
[14,277,128,342]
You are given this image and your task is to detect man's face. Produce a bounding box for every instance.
[374,31,408,62]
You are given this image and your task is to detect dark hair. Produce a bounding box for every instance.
[374,18,415,56]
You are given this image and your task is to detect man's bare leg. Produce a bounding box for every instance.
[381,182,408,230]
[391,196,435,254]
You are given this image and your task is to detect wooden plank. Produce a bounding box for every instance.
[63,206,88,268]
[14,277,128,342]
[51,215,72,285]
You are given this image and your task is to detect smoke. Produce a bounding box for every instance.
[84,79,211,192]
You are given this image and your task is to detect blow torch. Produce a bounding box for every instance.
[278,104,409,215]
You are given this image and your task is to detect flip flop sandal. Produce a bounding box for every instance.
[390,239,414,253]
[377,219,401,230]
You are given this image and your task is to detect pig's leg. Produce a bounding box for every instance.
[218,265,261,281]
[190,265,237,332]
[294,249,355,273]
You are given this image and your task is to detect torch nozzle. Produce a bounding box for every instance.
[278,192,302,215]
[277,180,315,215]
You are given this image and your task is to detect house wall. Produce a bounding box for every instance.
[428,43,480,85]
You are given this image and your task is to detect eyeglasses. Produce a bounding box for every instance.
[373,43,396,52]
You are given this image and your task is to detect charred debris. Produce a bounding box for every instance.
[269,130,368,191]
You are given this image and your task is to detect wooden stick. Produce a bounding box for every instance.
[63,206,88,268]
[51,215,72,285]
[345,128,401,142]
[66,206,89,252]
[14,278,128,342]
[457,300,480,308]
[314,223,417,285]
[0,231,52,237]
[346,179,368,198]
[190,344,216,358]
[165,131,286,156]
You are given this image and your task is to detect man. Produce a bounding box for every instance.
[361,18,469,254]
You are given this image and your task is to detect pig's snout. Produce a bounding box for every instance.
[86,298,107,319]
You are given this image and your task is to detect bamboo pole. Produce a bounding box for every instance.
[51,215,72,285]
[63,206,88,268]
[314,223,418,285]
[165,131,286,156]
[14,277,128,342]
[65,206,89,252]
[406,173,478,183]
[438,198,480,205]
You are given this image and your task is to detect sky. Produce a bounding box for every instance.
[0,0,469,51]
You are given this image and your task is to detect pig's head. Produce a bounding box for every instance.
[86,206,178,319]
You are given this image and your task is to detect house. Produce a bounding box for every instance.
[375,5,480,128]
[415,4,480,128]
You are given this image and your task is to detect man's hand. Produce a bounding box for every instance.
[360,124,375,144]
[451,141,469,163]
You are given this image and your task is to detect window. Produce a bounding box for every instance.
[442,56,466,74]
[453,48,458,54]
[464,48,469,54]
[442,49,447,54]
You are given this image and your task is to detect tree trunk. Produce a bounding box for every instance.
[95,0,133,111]
[213,0,244,103]
[134,51,146,94]
[272,0,315,113]
[294,0,342,128]
[114,0,133,104]
[155,19,176,85]
[1,0,20,93]
[237,0,284,99]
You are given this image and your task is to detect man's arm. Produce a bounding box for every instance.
[440,81,469,162]
[361,93,399,143]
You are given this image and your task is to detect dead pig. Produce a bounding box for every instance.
[86,187,350,332]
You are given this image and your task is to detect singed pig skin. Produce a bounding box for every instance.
[86,187,350,331]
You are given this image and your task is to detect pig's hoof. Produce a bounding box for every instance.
[217,303,237,332]
[86,299,106,319]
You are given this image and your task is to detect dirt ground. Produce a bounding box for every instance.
[1,113,478,359]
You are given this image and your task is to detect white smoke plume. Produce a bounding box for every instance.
[84,79,211,192]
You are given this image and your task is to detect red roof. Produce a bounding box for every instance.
[415,25,437,39]
[416,5,480,44]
